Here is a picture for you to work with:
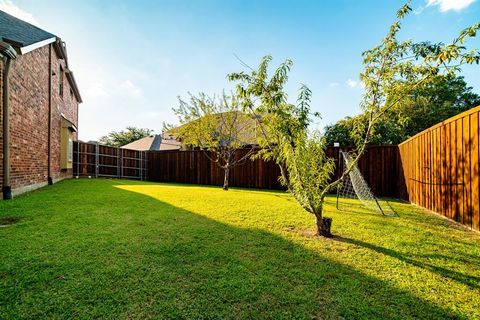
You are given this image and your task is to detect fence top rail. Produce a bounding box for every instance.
[329,145,398,149]
[147,145,399,154]
[398,104,480,147]
[76,142,399,155]
[147,148,260,154]
[75,141,145,155]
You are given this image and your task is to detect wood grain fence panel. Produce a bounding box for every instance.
[398,105,480,231]
[432,130,436,212]
[414,137,418,205]
[472,112,480,231]
[442,124,453,217]
[456,119,464,224]
[451,121,458,221]
[433,129,438,214]
[426,132,431,210]
[463,116,472,227]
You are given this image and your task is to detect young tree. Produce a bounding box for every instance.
[172,92,257,190]
[229,59,336,235]
[99,127,154,147]
[230,2,480,237]
[228,56,314,191]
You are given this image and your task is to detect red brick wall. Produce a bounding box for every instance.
[0,44,79,194]
[50,46,79,181]
[0,61,3,187]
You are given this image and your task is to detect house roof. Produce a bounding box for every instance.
[121,134,182,151]
[0,10,56,50]
[0,9,82,103]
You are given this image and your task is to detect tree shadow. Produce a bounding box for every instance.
[325,197,400,217]
[0,179,471,319]
[333,235,480,290]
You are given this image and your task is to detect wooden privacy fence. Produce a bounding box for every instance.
[73,142,148,180]
[398,105,480,231]
[146,146,401,197]
[147,149,283,189]
[73,143,400,196]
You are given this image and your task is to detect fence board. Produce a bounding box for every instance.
[472,113,480,231]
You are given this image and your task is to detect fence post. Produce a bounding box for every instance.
[76,141,80,178]
[140,151,143,181]
[95,142,99,178]
[117,147,120,178]
[120,148,123,179]
[144,151,148,181]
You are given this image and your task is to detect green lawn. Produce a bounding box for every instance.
[1,179,479,319]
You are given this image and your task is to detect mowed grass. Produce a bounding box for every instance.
[1,179,479,319]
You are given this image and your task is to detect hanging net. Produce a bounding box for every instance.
[336,151,395,216]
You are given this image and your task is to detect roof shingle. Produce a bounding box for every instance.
[0,10,56,48]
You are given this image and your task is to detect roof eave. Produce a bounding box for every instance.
[19,36,56,55]
[53,38,67,61]
[65,68,82,103]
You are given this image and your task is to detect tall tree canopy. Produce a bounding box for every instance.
[325,75,480,145]
[98,127,154,147]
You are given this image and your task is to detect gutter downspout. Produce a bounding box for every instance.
[47,44,53,185]
[1,41,17,200]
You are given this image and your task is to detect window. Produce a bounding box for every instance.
[60,116,76,169]
[68,137,73,162]
[59,65,64,97]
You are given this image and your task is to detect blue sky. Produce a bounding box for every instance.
[1,0,479,141]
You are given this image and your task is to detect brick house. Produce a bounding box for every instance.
[0,10,81,199]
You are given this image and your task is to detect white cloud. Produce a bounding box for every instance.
[426,0,476,12]
[346,78,365,89]
[329,82,340,87]
[81,67,143,100]
[84,82,110,98]
[0,0,40,26]
[346,79,359,88]
[119,80,142,98]
[413,6,425,15]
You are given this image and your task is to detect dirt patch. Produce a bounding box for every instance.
[299,229,318,238]
[0,216,20,227]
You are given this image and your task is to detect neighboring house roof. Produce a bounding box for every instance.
[0,10,82,103]
[121,134,182,151]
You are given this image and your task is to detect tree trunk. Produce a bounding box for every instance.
[314,212,333,238]
[223,165,230,191]
[278,163,292,191]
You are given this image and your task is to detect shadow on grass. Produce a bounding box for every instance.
[333,235,480,291]
[0,179,467,319]
[326,200,398,218]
